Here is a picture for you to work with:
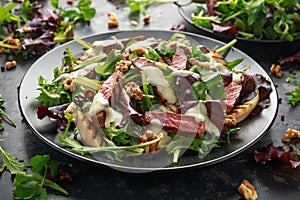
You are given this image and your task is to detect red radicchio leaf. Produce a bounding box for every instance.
[17,8,60,33]
[206,0,217,16]
[37,103,70,130]
[212,24,238,37]
[293,19,300,28]
[254,143,300,168]
[278,50,300,65]
[47,168,73,182]
[23,30,56,55]
[265,2,275,19]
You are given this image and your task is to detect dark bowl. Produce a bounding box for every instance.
[177,3,300,63]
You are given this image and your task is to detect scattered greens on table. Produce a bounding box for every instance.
[124,0,178,15]
[0,0,96,57]
[286,83,300,106]
[191,0,300,41]
[0,146,69,199]
[285,70,299,106]
[0,94,16,131]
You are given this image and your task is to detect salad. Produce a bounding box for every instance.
[190,0,300,41]
[36,33,272,166]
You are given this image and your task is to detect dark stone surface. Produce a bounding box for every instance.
[0,1,299,199]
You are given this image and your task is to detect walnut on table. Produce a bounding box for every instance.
[5,60,17,70]
[108,12,119,28]
[238,179,258,200]
[270,64,283,78]
[282,128,300,142]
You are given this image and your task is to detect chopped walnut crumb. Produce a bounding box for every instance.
[282,128,300,142]
[132,47,148,56]
[5,60,17,70]
[140,130,160,152]
[108,12,119,28]
[7,38,20,46]
[270,64,283,78]
[131,20,138,26]
[143,15,151,24]
[22,26,32,33]
[125,81,143,100]
[238,179,258,200]
[115,60,132,73]
[63,78,76,92]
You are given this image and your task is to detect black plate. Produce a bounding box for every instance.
[18,30,278,172]
[177,3,300,62]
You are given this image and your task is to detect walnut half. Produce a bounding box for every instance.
[270,64,283,78]
[238,179,258,200]
[282,128,300,142]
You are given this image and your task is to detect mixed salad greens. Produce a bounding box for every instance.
[191,0,300,41]
[36,33,272,166]
[0,0,95,57]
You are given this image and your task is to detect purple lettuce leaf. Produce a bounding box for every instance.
[37,103,70,130]
[254,143,300,168]
[212,24,238,37]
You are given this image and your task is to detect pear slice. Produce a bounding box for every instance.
[226,93,259,126]
[65,102,105,147]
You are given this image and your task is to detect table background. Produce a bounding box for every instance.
[1,1,299,199]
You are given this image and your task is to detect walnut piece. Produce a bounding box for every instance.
[140,130,160,152]
[5,60,17,70]
[270,64,283,77]
[7,38,20,46]
[124,81,143,100]
[238,179,258,200]
[63,78,76,92]
[115,60,132,73]
[108,12,119,28]
[282,128,300,142]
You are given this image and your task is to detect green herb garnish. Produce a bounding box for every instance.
[0,146,69,199]
[286,83,300,106]
[0,94,16,130]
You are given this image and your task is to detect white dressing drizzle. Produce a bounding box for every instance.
[86,92,122,128]
[185,101,220,137]
[85,41,104,56]
[143,66,177,104]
